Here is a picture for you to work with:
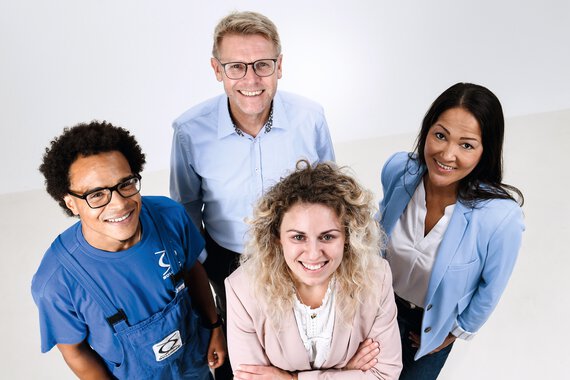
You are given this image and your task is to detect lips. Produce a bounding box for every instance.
[435,160,455,171]
[105,211,132,223]
[239,90,263,96]
[300,261,328,271]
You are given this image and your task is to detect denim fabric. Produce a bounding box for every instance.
[396,297,453,380]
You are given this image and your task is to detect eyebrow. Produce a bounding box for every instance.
[81,174,135,194]
[435,124,480,142]
[285,229,342,234]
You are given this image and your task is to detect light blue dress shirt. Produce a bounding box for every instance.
[170,91,335,253]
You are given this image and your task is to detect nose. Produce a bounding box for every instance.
[441,143,457,161]
[243,64,261,81]
[106,189,129,208]
[306,239,322,259]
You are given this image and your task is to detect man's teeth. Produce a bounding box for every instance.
[240,90,262,96]
[301,262,325,271]
[107,212,131,223]
[436,161,454,170]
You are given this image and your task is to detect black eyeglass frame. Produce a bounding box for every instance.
[67,174,142,209]
[216,58,279,79]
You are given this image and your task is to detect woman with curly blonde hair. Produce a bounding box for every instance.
[225,160,402,379]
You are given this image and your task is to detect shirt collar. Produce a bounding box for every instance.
[230,101,274,137]
[217,95,281,139]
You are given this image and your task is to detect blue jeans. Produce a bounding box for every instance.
[396,296,453,380]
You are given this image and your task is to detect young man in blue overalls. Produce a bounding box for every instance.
[32,121,226,379]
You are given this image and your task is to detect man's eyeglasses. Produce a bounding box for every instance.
[68,175,141,209]
[216,58,278,80]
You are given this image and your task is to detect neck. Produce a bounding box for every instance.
[229,106,270,138]
[423,175,458,207]
[295,280,330,309]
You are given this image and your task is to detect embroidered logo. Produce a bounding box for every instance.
[152,330,183,362]
[155,250,173,280]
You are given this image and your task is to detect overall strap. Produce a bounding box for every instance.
[53,236,129,331]
[144,202,186,293]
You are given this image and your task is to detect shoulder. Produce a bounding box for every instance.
[172,94,225,131]
[382,152,413,175]
[226,266,259,303]
[381,152,420,187]
[470,197,524,227]
[142,196,190,230]
[142,195,184,212]
[371,258,393,298]
[275,91,324,115]
[225,266,249,293]
[31,232,79,301]
[142,196,190,231]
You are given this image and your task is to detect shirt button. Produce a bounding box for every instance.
[426,304,433,311]
[424,327,432,333]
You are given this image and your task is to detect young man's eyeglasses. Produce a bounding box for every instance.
[216,58,278,80]
[68,175,142,209]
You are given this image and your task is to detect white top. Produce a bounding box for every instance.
[292,281,336,368]
[386,181,455,307]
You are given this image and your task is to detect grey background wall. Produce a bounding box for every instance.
[1,1,568,379]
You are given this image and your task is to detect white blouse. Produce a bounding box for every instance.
[292,281,336,368]
[386,180,455,307]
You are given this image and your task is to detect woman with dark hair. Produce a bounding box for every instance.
[378,83,524,379]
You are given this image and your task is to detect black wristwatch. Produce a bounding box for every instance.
[204,313,223,329]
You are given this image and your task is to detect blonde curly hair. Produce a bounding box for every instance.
[240,160,387,327]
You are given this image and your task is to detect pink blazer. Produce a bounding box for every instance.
[225,260,402,379]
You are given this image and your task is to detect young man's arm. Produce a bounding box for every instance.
[186,261,227,369]
[57,341,113,379]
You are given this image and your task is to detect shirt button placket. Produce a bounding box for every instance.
[252,138,263,193]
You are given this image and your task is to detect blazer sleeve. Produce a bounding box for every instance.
[298,260,402,380]
[225,274,273,370]
[456,202,524,333]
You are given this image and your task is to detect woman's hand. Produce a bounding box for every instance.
[207,326,227,369]
[233,364,296,379]
[429,333,456,354]
[409,332,456,353]
[343,338,380,371]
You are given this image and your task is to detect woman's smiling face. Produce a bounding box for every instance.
[279,202,345,293]
[423,107,484,192]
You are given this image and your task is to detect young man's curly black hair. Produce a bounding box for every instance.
[39,120,146,216]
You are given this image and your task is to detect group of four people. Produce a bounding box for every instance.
[31,10,524,380]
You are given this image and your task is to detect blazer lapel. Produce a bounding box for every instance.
[322,308,353,368]
[382,173,423,236]
[425,202,472,300]
[275,308,313,370]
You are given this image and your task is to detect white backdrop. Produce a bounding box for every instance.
[1,0,570,195]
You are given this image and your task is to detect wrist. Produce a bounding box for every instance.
[203,313,223,330]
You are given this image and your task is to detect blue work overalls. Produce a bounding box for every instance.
[55,204,212,379]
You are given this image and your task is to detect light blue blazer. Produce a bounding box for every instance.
[379,152,524,359]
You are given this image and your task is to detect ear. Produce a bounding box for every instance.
[63,195,80,216]
[276,54,283,79]
[211,58,223,82]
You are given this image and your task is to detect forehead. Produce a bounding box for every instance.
[218,33,277,60]
[69,151,132,190]
[281,203,341,225]
[434,107,481,137]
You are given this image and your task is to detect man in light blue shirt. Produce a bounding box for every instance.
[169,11,334,379]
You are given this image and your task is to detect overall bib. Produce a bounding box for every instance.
[55,204,212,379]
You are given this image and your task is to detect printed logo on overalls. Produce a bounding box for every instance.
[152,330,183,362]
